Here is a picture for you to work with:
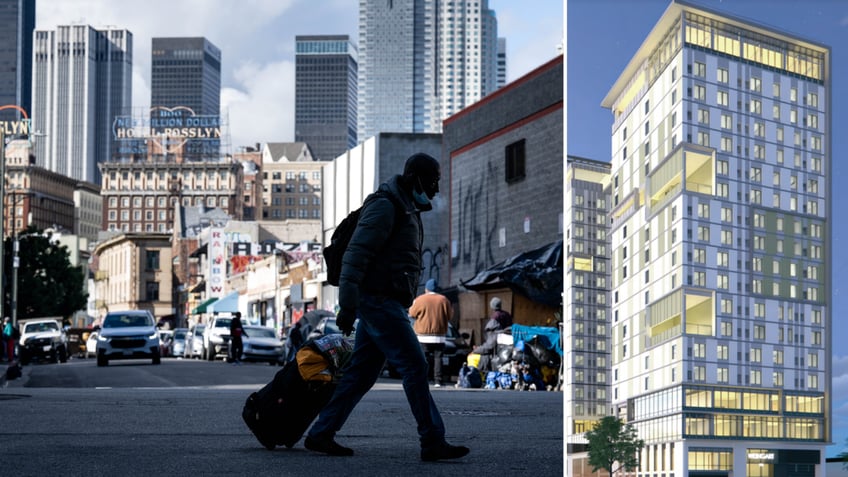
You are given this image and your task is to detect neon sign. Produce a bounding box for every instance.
[0,105,32,137]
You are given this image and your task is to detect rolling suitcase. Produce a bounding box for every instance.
[242,334,354,450]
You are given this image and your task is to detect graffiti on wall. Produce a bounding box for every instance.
[420,243,447,287]
[452,161,500,273]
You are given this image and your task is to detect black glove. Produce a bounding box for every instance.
[336,308,357,336]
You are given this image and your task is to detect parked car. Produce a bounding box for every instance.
[158,330,174,357]
[240,326,285,365]
[171,328,188,358]
[85,331,99,358]
[203,315,233,361]
[18,318,69,365]
[185,324,206,359]
[95,310,160,366]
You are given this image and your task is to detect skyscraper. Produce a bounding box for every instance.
[31,25,132,184]
[150,37,221,116]
[0,0,35,123]
[496,37,507,90]
[566,1,831,475]
[563,155,612,461]
[294,35,357,162]
[357,0,501,141]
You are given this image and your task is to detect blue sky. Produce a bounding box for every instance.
[567,0,848,458]
[37,0,563,149]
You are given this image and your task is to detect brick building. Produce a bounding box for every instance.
[441,55,563,341]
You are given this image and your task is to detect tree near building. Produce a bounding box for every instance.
[2,227,87,320]
[585,415,645,475]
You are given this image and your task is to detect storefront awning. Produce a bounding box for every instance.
[189,280,206,293]
[191,297,218,315]
[208,291,239,314]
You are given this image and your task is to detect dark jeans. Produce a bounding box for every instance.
[308,294,446,447]
[420,342,445,384]
[230,336,243,361]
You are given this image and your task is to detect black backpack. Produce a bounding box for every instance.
[324,191,401,287]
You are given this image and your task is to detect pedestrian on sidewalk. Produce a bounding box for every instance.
[2,317,15,362]
[304,153,469,462]
[409,278,452,387]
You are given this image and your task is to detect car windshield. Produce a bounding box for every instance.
[245,327,275,338]
[213,318,232,329]
[194,326,205,336]
[25,322,59,333]
[173,330,187,339]
[103,313,153,328]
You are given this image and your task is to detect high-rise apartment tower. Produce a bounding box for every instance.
[357,0,501,141]
[568,1,831,476]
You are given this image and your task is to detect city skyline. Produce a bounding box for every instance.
[568,0,848,459]
[35,0,564,150]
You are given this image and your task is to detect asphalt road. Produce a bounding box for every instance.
[1,358,564,476]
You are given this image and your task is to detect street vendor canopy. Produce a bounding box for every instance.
[461,240,562,308]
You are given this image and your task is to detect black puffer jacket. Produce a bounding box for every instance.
[338,175,424,310]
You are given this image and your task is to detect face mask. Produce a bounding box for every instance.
[412,188,431,206]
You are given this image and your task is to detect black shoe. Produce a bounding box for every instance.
[304,435,354,456]
[421,442,470,461]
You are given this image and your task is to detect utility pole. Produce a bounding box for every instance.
[10,191,15,329]
[0,130,6,322]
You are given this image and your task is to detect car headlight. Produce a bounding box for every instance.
[97,334,108,342]
[149,331,158,340]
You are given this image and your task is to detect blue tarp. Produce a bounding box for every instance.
[511,324,562,356]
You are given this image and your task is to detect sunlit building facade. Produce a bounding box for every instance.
[582,1,831,475]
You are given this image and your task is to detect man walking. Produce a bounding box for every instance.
[305,153,469,461]
[409,278,452,387]
[229,312,247,364]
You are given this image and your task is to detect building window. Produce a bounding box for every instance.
[146,250,160,270]
[146,281,159,302]
[505,139,526,183]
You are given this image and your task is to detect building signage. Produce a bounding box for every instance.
[112,106,222,156]
[0,105,32,138]
[207,227,226,298]
[747,452,775,462]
